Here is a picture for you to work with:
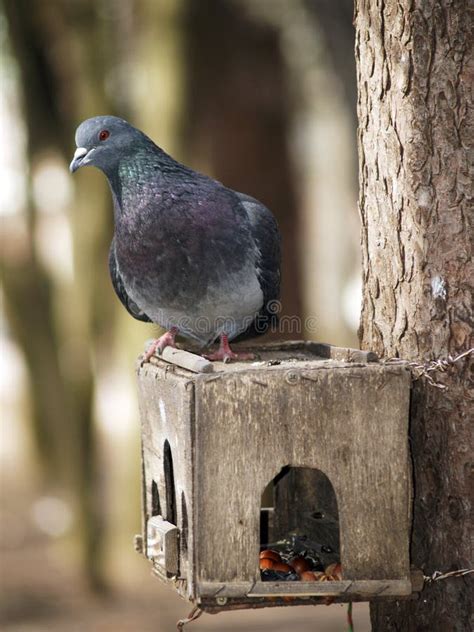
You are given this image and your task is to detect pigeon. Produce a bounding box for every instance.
[70,115,280,362]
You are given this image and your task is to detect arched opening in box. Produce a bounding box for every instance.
[259,466,342,582]
[181,491,188,556]
[151,479,161,517]
[163,440,177,525]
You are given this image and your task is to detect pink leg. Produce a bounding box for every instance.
[142,327,178,363]
[204,334,255,363]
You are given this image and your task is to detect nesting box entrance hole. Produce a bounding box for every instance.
[164,440,177,525]
[145,441,182,578]
[260,466,341,579]
[151,480,161,516]
[181,492,188,555]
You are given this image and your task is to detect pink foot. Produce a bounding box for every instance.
[142,327,177,363]
[204,334,255,363]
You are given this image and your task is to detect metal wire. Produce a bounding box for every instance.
[383,348,473,389]
[424,568,474,583]
[176,606,203,631]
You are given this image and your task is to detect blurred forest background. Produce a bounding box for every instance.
[0,0,369,630]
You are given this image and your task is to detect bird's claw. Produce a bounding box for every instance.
[142,328,178,364]
[204,335,255,363]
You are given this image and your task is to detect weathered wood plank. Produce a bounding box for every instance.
[310,342,379,363]
[199,592,416,613]
[136,341,413,606]
[235,340,379,363]
[194,364,411,582]
[136,365,196,599]
[197,578,413,598]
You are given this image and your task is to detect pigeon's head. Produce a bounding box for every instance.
[69,116,145,174]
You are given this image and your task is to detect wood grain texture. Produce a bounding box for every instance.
[355,1,473,629]
[137,364,196,599]
[201,578,413,598]
[137,343,413,606]
[194,365,411,583]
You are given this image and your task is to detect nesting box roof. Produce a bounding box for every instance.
[143,340,379,375]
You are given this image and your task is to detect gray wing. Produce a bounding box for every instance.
[108,238,152,323]
[235,192,281,339]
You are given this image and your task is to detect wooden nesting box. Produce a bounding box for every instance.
[136,341,417,612]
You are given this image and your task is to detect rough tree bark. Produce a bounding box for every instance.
[355,1,473,630]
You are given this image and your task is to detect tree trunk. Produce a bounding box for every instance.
[355,1,473,630]
[183,0,302,323]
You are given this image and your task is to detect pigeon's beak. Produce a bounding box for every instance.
[69,147,90,173]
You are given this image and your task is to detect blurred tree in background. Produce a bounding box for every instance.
[184,0,302,317]
[3,0,116,591]
[1,0,358,604]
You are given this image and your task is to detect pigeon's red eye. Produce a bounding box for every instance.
[99,130,110,141]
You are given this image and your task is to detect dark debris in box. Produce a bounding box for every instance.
[259,535,342,583]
